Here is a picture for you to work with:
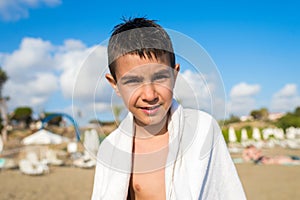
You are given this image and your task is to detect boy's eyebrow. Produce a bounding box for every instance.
[120,75,144,82]
[153,69,172,76]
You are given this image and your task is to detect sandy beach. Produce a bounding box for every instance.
[1,146,300,200]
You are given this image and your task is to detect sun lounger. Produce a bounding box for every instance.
[0,158,18,170]
[19,159,49,175]
[45,149,64,166]
[19,152,49,175]
[73,151,96,169]
[73,157,96,169]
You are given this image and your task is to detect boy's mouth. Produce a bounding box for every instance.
[139,105,161,115]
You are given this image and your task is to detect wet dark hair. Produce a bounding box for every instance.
[107,17,175,81]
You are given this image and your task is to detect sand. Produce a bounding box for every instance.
[237,164,300,200]
[0,166,95,200]
[1,147,300,200]
[234,146,300,200]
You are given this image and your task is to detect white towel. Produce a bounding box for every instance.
[91,100,246,200]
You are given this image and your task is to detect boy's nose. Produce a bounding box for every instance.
[141,83,158,103]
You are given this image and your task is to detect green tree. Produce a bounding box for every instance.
[42,113,63,126]
[260,108,269,120]
[276,113,300,130]
[250,108,269,120]
[11,107,33,127]
[294,107,300,117]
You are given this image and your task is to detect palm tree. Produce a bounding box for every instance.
[0,68,8,142]
[0,68,8,99]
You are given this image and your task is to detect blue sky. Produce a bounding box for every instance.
[0,0,299,125]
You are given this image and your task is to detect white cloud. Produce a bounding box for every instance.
[0,0,61,21]
[3,37,54,82]
[230,82,260,98]
[58,39,87,53]
[174,70,211,108]
[273,84,297,98]
[227,97,256,116]
[271,84,300,112]
[1,37,112,120]
[227,82,261,116]
[59,45,109,100]
[174,69,226,119]
[5,72,58,108]
[1,37,58,109]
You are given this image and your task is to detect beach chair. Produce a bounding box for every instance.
[45,149,64,166]
[19,152,49,175]
[73,151,96,169]
[19,159,45,175]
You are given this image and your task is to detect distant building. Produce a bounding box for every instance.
[240,115,254,122]
[240,112,285,122]
[268,112,285,121]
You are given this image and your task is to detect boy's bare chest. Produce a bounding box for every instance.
[130,133,169,199]
[132,132,169,172]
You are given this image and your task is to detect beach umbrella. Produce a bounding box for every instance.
[274,128,284,140]
[228,126,237,143]
[286,127,296,139]
[252,127,261,141]
[241,128,248,141]
[262,128,273,140]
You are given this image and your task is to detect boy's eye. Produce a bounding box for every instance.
[123,78,142,85]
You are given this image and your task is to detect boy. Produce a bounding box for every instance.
[92,17,246,200]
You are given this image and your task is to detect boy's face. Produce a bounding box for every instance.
[106,54,179,127]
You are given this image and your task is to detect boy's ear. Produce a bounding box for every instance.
[105,74,120,96]
[174,63,180,79]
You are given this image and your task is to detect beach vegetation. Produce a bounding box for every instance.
[10,107,33,128]
[276,108,300,130]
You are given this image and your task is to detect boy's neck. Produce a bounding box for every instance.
[134,114,169,139]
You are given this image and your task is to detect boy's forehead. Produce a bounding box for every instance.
[115,53,171,66]
[114,54,172,78]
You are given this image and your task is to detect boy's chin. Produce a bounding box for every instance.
[134,115,167,127]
